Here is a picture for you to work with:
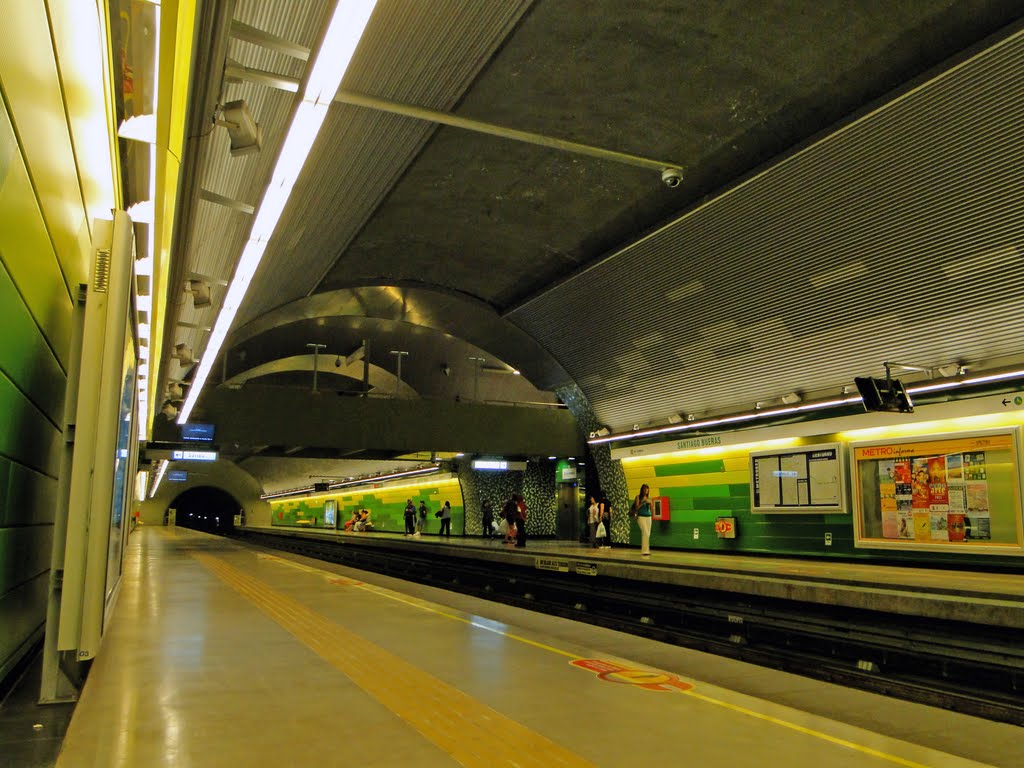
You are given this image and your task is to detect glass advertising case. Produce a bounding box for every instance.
[851,428,1024,552]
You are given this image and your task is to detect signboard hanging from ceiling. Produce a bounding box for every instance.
[180,423,216,442]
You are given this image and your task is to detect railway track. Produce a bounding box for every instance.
[234,529,1024,725]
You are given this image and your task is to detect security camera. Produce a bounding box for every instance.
[661,167,683,188]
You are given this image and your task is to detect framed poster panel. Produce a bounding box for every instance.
[750,443,845,514]
[851,428,1024,553]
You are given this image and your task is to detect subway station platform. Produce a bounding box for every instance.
[248,527,1024,629]
[56,528,1021,767]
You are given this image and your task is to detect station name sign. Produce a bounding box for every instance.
[171,449,218,462]
[612,435,723,460]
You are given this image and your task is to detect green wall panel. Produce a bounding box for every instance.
[0,371,61,475]
[654,460,727,476]
[0,525,52,597]
[0,265,66,424]
[0,104,73,368]
[0,572,47,680]
[0,458,57,527]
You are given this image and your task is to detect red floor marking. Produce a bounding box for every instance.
[571,659,693,692]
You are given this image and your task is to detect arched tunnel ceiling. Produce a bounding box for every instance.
[165,0,1024,434]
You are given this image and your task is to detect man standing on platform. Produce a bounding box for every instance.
[515,494,528,548]
[403,499,416,536]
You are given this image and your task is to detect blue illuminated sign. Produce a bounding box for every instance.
[168,470,188,482]
[181,423,216,442]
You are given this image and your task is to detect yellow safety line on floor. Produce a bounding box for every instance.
[193,552,595,768]
[682,691,935,768]
[252,550,943,768]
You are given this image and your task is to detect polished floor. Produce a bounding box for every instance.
[55,528,1022,767]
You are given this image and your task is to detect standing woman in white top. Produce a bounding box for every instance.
[587,496,600,548]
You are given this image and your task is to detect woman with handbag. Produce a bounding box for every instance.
[587,496,600,548]
[632,484,653,557]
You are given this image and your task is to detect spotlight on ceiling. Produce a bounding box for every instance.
[185,279,212,309]
[594,426,610,437]
[667,413,683,424]
[173,343,196,366]
[780,392,802,405]
[217,100,262,157]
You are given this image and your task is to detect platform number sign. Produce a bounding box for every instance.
[715,517,737,539]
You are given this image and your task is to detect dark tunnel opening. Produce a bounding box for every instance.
[169,487,242,534]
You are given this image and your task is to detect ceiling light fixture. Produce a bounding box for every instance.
[589,396,862,445]
[261,464,438,500]
[589,367,1024,446]
[178,0,378,424]
[149,459,168,498]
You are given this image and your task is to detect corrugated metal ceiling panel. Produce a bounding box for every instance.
[508,31,1024,430]
[239,0,534,323]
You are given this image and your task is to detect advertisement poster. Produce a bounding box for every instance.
[928,456,949,509]
[911,458,930,510]
[948,512,966,541]
[966,481,991,540]
[897,508,914,539]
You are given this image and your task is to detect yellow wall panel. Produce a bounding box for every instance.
[0,106,73,365]
[0,1,91,289]
[46,0,118,224]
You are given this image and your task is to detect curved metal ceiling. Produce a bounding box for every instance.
[163,0,1024,436]
[509,29,1024,431]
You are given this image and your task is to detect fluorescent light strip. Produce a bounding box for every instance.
[261,465,438,500]
[590,367,1024,446]
[906,368,1024,394]
[178,1,377,424]
[150,459,168,498]
[588,397,861,445]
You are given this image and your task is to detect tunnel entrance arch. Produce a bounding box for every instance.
[169,487,242,534]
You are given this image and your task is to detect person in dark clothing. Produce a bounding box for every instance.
[481,499,494,538]
[416,500,427,536]
[403,499,416,536]
[515,494,528,548]
[439,500,452,536]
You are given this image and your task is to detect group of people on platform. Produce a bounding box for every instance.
[389,482,654,557]
[480,495,528,548]
[402,499,453,537]
[343,509,374,531]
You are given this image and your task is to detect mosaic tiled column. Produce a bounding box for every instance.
[556,382,631,544]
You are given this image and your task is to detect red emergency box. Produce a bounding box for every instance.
[652,496,670,520]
